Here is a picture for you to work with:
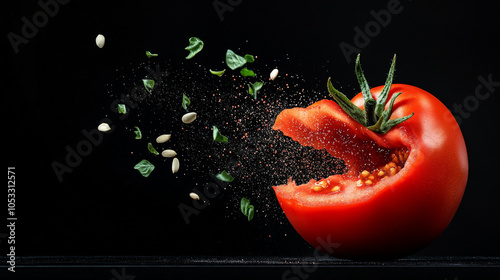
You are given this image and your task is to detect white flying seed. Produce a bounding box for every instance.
[270,68,279,80]
[172,158,180,174]
[161,149,177,158]
[95,34,105,48]
[182,112,197,124]
[97,122,111,132]
[189,192,200,200]
[156,134,171,143]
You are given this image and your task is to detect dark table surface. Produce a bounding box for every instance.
[1,256,499,279]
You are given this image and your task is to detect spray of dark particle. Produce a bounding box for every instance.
[107,56,346,226]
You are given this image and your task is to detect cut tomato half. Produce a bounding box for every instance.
[272,84,468,258]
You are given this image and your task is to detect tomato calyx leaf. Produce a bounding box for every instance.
[327,54,413,134]
[327,77,366,126]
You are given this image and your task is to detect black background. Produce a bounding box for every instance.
[2,0,500,262]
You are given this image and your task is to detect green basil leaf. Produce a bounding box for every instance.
[134,159,155,177]
[182,94,191,110]
[240,67,256,77]
[241,197,250,215]
[247,205,254,221]
[147,142,159,155]
[117,104,127,114]
[240,197,254,221]
[244,54,255,63]
[215,170,234,182]
[209,69,226,77]
[133,126,142,139]
[212,126,228,143]
[248,81,263,99]
[226,49,247,70]
[142,79,155,94]
[185,37,204,59]
[145,51,158,58]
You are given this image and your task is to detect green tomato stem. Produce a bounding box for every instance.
[327,54,414,134]
[364,99,377,127]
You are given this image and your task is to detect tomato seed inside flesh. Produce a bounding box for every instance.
[356,149,409,187]
[311,149,409,194]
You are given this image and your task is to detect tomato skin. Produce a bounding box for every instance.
[273,84,468,259]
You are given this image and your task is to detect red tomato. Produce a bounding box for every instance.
[272,56,468,259]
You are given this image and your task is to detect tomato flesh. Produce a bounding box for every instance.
[272,84,468,259]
